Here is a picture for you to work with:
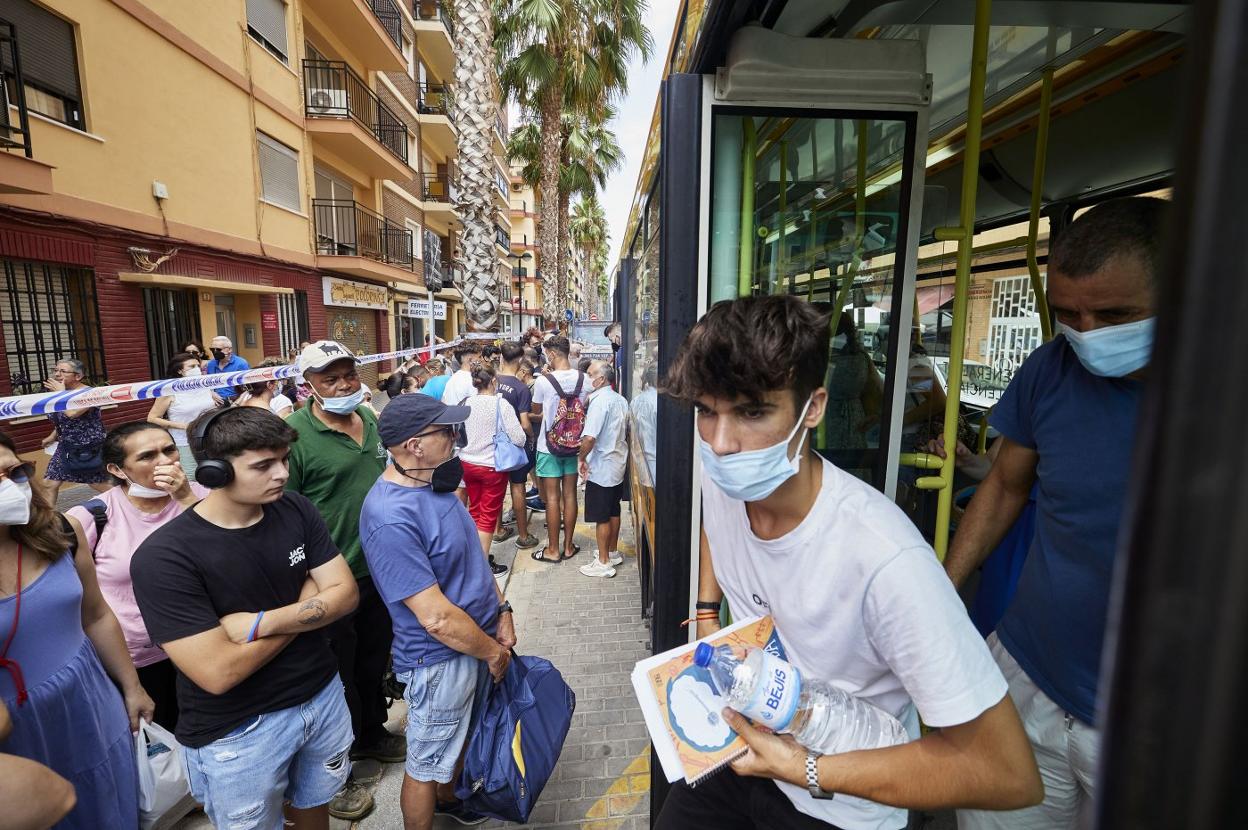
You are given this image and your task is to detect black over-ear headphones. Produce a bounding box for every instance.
[190,407,235,489]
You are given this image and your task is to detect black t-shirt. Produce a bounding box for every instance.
[496,374,535,450]
[131,492,340,748]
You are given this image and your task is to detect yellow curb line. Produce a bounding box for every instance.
[581,749,651,824]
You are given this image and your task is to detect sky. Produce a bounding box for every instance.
[601,2,681,267]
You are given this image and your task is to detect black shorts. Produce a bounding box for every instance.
[584,480,623,523]
[654,772,846,830]
[508,447,536,484]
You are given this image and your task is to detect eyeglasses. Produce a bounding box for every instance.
[414,425,458,440]
[0,463,32,484]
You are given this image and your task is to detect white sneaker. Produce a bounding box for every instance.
[579,559,616,578]
[607,550,624,567]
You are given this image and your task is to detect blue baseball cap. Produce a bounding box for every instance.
[378,393,469,447]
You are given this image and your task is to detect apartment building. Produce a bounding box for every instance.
[0,0,509,453]
[507,165,543,332]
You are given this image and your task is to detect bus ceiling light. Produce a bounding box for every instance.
[715,26,932,106]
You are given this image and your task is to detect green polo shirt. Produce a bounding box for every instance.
[285,405,386,580]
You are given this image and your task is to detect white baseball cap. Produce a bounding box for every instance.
[298,340,358,374]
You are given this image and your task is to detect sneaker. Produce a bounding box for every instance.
[328,780,374,821]
[607,550,624,567]
[435,801,488,825]
[579,559,616,578]
[490,559,509,576]
[350,731,407,764]
[493,526,516,543]
[526,495,546,511]
[515,533,540,549]
[501,508,516,525]
[525,486,539,498]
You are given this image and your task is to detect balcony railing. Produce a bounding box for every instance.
[303,60,409,165]
[417,82,452,116]
[0,20,33,159]
[495,225,510,250]
[313,199,414,269]
[422,172,458,203]
[369,0,403,49]
[495,172,508,199]
[414,0,454,38]
[495,111,506,139]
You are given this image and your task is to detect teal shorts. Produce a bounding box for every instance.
[536,451,578,478]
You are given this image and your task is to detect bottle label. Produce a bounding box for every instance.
[738,652,802,730]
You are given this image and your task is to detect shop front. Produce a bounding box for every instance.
[322,275,389,387]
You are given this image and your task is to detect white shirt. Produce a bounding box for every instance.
[629,387,658,486]
[459,395,526,469]
[701,457,1008,830]
[531,369,590,454]
[583,385,628,487]
[165,389,217,445]
[441,370,477,406]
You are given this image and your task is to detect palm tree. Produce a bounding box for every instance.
[495,0,652,327]
[454,0,503,331]
[570,195,608,316]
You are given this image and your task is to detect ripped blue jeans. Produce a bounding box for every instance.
[184,675,353,829]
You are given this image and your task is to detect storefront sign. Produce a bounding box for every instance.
[261,311,278,330]
[400,298,447,320]
[322,276,389,310]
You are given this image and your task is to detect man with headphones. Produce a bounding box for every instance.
[130,406,360,830]
[284,340,395,821]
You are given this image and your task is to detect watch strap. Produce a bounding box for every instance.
[695,600,722,611]
[498,601,513,615]
[805,752,832,799]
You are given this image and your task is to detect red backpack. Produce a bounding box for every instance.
[542,371,587,457]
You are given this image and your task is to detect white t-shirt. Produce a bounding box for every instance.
[442,370,477,406]
[531,369,590,455]
[701,457,1008,830]
[583,386,628,487]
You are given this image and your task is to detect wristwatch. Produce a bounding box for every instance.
[806,752,833,800]
[695,600,722,611]
[498,601,513,615]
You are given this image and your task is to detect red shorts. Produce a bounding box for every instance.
[461,461,509,533]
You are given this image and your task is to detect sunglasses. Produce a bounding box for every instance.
[0,463,33,484]
[414,424,468,448]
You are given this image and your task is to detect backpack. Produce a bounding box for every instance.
[82,498,109,560]
[455,653,575,822]
[541,372,586,457]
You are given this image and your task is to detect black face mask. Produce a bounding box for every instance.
[394,453,463,493]
[211,348,225,361]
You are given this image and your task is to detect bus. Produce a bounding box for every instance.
[612,0,1235,823]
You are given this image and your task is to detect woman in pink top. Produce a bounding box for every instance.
[65,422,207,730]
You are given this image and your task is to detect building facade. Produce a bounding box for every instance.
[507,164,544,332]
[0,0,508,454]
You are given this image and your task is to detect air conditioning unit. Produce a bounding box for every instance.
[511,183,523,192]
[308,86,347,115]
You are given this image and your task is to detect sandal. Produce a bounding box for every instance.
[560,544,581,561]
[531,548,562,564]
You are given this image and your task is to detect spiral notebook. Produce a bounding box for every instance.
[631,615,788,786]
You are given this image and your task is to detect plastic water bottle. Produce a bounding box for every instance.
[693,643,909,755]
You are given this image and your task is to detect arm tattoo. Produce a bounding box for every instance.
[297,598,328,625]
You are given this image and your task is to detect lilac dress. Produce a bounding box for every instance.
[45,406,109,484]
[0,553,138,829]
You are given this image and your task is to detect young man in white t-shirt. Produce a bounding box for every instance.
[656,296,1041,830]
[529,336,590,563]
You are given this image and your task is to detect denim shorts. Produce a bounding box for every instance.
[398,652,489,783]
[184,676,353,828]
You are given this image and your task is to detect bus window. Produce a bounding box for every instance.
[707,112,917,490]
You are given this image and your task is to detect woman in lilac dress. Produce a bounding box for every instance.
[0,430,153,829]
[40,358,110,496]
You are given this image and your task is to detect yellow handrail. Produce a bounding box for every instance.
[738,119,758,296]
[932,0,993,560]
[1026,67,1055,342]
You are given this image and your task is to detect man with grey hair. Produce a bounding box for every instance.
[946,196,1167,830]
[204,335,250,399]
[577,360,629,578]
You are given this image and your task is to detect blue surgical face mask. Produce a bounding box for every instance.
[316,385,365,415]
[697,399,811,502]
[1059,317,1155,377]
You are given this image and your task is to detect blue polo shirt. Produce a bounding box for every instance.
[990,336,1142,724]
[420,374,450,401]
[360,478,499,669]
[204,354,251,398]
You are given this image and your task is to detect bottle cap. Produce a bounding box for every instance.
[693,642,714,667]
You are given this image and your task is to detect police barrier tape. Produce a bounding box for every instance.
[0,340,464,420]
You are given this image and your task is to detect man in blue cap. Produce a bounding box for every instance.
[359,394,516,828]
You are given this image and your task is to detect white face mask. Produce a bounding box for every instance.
[127,481,170,499]
[183,366,202,377]
[0,478,33,526]
[697,399,812,502]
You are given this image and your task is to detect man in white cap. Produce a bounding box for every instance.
[284,341,395,821]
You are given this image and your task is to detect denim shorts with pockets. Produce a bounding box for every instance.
[184,675,353,829]
[398,652,489,783]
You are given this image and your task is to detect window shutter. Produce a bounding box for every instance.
[257,132,300,211]
[245,0,288,58]
[2,0,81,99]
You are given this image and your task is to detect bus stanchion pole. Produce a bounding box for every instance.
[1027,64,1055,343]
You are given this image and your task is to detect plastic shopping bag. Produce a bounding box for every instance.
[136,720,191,830]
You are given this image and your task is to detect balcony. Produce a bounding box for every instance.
[300,0,405,72]
[420,172,459,233]
[413,1,455,77]
[0,20,53,195]
[417,83,457,159]
[493,110,507,156]
[303,60,413,180]
[495,224,510,251]
[313,199,421,286]
[493,170,509,209]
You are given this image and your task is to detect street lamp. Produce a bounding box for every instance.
[507,250,533,331]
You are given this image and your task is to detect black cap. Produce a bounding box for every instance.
[378,393,469,447]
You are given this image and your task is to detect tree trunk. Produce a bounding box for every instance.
[537,83,562,327]
[454,0,499,332]
[557,187,572,328]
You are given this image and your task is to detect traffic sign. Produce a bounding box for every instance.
[564,309,574,321]
[589,313,598,321]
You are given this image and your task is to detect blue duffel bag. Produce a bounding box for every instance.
[455,653,576,822]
